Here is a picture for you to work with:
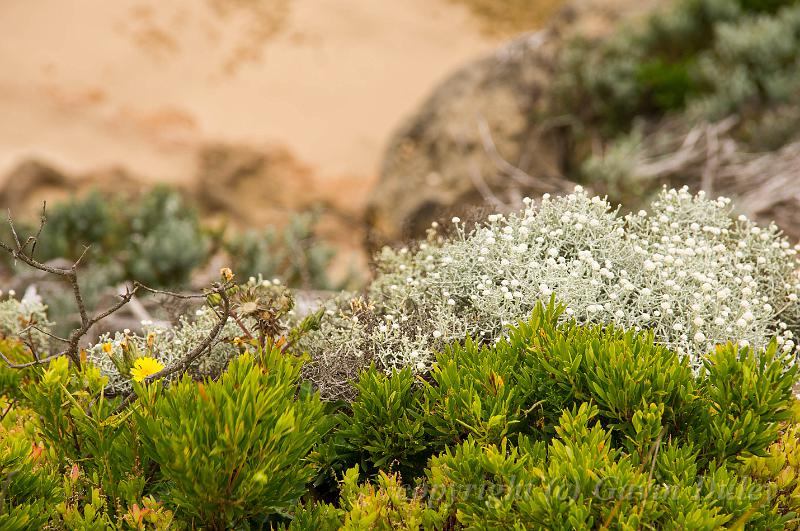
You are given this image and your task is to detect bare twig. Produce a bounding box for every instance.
[476,115,575,194]
[133,282,214,300]
[18,323,70,344]
[464,115,576,212]
[111,282,232,410]
[2,210,140,367]
[28,202,47,257]
[146,283,231,382]
[1,208,138,367]
[468,163,511,212]
[700,122,720,196]
[2,205,239,418]
[0,399,16,422]
[0,350,64,370]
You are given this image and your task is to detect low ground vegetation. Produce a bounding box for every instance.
[555,0,800,223]
[0,187,346,340]
[1,184,799,528]
[0,299,798,529]
[2,0,800,525]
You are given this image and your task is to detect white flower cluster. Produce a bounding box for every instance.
[306,187,800,380]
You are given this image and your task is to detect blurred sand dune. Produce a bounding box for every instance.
[0,0,501,197]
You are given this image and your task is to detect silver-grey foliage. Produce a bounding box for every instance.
[301,187,800,398]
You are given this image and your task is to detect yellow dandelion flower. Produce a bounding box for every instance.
[130,357,164,383]
[102,342,113,355]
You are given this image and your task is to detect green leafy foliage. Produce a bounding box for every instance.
[333,365,428,479]
[0,299,799,528]
[424,403,790,529]
[740,405,800,525]
[305,300,799,528]
[1,180,799,529]
[6,186,210,289]
[30,189,119,263]
[422,336,538,451]
[0,430,60,530]
[124,186,211,287]
[134,344,325,529]
[22,356,148,507]
[288,465,449,530]
[697,341,799,465]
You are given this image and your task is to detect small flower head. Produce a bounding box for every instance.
[130,357,165,383]
[220,267,234,282]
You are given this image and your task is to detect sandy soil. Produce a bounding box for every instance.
[0,0,503,197]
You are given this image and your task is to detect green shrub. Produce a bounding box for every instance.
[316,301,798,527]
[556,0,800,133]
[29,189,118,263]
[504,302,699,448]
[635,56,698,112]
[124,186,210,287]
[288,465,449,530]
[5,186,211,289]
[226,209,340,290]
[500,302,797,466]
[740,408,800,525]
[422,336,536,451]
[134,344,325,529]
[0,430,60,530]
[2,299,799,528]
[696,341,799,465]
[285,501,343,531]
[337,465,445,530]
[425,403,789,529]
[333,365,428,479]
[4,186,346,296]
[22,356,148,507]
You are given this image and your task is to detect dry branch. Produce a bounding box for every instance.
[1,205,234,409]
[602,116,800,239]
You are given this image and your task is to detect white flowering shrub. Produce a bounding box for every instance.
[302,187,800,397]
[0,293,53,355]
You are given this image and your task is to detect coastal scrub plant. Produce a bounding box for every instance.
[0,292,52,357]
[85,276,312,393]
[302,186,800,397]
[556,0,800,133]
[85,305,242,394]
[134,343,326,529]
[299,303,799,528]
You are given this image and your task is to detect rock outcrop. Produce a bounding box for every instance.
[366,0,661,249]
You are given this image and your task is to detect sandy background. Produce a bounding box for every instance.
[0,0,507,196]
